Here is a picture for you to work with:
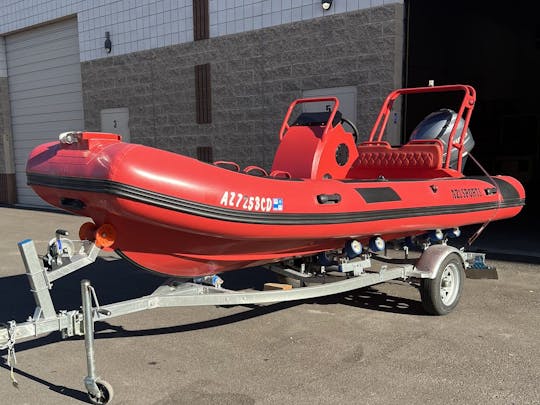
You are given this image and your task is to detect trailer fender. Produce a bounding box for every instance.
[410,244,465,279]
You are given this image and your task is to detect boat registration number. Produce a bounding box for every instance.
[219,191,283,212]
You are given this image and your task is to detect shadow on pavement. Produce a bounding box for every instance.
[0,362,89,403]
[312,286,427,315]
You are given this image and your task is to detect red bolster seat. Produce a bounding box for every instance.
[350,140,444,179]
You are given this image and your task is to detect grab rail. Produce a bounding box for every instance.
[367,84,476,173]
[278,97,340,141]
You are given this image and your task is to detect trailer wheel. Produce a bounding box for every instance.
[88,380,114,405]
[420,253,464,315]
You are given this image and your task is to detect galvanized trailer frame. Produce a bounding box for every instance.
[0,234,473,404]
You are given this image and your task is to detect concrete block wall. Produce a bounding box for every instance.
[1,1,402,62]
[0,0,193,62]
[82,4,404,169]
[76,0,194,61]
[209,0,403,37]
[0,1,404,204]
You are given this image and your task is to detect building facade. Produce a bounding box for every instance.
[0,0,405,206]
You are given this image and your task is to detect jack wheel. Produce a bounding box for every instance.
[420,253,464,315]
[88,380,114,405]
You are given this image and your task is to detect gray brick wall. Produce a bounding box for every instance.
[82,4,403,170]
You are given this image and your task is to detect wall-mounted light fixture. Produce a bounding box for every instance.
[321,0,333,10]
[104,31,112,53]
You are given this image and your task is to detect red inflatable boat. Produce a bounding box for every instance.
[26,85,525,277]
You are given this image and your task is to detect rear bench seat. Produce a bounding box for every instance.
[348,140,445,179]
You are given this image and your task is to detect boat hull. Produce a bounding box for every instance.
[27,137,525,277]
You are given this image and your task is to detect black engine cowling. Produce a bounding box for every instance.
[410,109,475,169]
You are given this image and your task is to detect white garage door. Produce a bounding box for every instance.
[6,18,84,207]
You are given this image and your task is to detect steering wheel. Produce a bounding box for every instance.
[340,117,359,143]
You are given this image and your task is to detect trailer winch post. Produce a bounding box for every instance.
[18,239,56,320]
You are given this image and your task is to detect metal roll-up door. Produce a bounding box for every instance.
[6,18,84,207]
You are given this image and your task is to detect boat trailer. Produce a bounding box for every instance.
[0,229,491,404]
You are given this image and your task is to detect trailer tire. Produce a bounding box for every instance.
[88,379,114,405]
[420,252,464,315]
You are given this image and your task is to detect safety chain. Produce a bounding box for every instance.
[0,320,19,387]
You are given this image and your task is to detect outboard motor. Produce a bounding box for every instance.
[410,109,475,169]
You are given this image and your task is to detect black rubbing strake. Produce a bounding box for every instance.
[27,173,525,226]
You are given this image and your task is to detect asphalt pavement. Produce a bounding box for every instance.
[0,206,538,405]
